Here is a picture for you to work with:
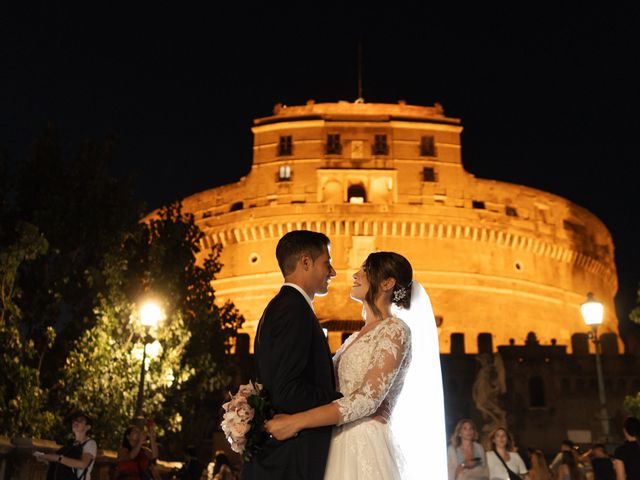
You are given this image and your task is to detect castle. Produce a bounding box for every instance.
[180,100,620,355]
[172,99,640,452]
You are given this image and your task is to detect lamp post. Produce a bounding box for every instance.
[134,301,164,422]
[580,292,610,441]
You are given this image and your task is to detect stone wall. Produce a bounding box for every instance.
[165,100,619,354]
[232,333,640,459]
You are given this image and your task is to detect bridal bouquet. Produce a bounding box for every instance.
[221,380,273,462]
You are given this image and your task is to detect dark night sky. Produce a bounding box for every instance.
[2,4,639,335]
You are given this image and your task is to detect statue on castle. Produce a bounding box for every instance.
[472,352,507,436]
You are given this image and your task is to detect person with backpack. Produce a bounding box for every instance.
[34,412,97,480]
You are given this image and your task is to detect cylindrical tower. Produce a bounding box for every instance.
[180,100,619,353]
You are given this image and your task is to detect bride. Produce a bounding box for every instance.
[265,251,447,479]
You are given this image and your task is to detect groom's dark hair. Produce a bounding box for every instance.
[276,230,330,276]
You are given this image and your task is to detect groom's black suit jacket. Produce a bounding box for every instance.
[243,285,341,480]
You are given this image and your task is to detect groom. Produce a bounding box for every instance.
[243,230,341,480]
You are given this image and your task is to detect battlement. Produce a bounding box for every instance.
[254,100,460,126]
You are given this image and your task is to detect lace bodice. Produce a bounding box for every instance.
[332,316,411,426]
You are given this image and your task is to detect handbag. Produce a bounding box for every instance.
[494,450,522,480]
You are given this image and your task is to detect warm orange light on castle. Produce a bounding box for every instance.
[178,100,619,354]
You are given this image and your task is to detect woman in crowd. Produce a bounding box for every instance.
[116,421,159,479]
[447,419,490,480]
[528,450,552,480]
[485,426,528,479]
[555,451,585,480]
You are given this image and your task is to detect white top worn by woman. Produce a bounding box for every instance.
[486,450,528,480]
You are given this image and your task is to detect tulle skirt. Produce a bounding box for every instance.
[324,418,404,479]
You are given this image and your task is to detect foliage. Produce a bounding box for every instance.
[13,125,142,380]
[624,392,640,419]
[630,285,640,326]
[627,286,640,416]
[0,218,56,436]
[0,127,244,453]
[61,203,244,450]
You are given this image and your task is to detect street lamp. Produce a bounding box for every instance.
[580,292,610,441]
[134,300,164,422]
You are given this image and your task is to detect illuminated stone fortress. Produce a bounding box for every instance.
[180,100,620,354]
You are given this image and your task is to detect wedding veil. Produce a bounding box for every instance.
[393,281,448,480]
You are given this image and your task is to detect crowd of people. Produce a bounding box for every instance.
[32,412,237,480]
[447,417,640,480]
[33,410,638,480]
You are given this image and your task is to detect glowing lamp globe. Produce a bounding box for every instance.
[580,292,604,327]
[140,302,163,328]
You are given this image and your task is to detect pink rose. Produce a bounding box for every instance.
[236,404,254,421]
[223,410,240,424]
[234,395,249,408]
[237,383,256,398]
[230,420,251,438]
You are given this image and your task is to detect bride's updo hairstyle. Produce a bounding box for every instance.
[363,252,413,319]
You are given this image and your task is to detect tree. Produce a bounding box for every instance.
[625,285,640,417]
[1,127,244,451]
[14,125,143,389]
[61,203,243,449]
[0,150,56,435]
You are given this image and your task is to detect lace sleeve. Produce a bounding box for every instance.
[334,319,410,425]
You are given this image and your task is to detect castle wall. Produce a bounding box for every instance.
[179,101,619,353]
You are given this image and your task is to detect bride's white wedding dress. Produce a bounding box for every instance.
[324,316,411,479]
[324,283,448,480]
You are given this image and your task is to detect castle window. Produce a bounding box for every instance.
[230,201,244,212]
[347,184,367,204]
[423,167,437,182]
[278,135,293,156]
[529,376,546,407]
[326,134,342,155]
[472,200,485,209]
[372,135,389,155]
[420,135,436,156]
[506,206,518,217]
[278,165,292,181]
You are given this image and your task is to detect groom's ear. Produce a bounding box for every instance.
[299,253,312,271]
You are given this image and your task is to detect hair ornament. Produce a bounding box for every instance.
[393,282,412,303]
